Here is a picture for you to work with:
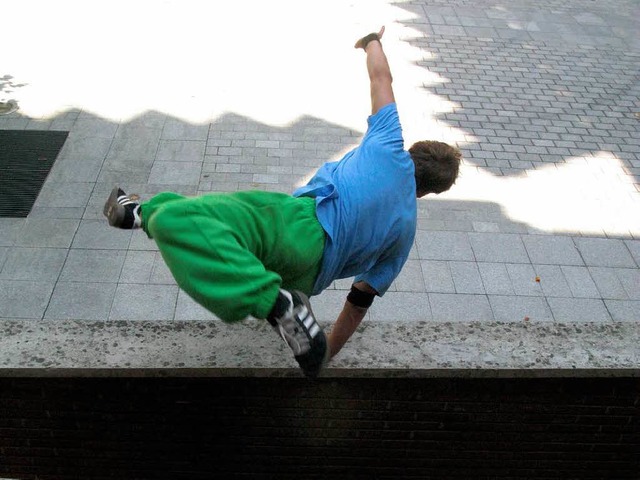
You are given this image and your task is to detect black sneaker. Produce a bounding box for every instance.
[270,290,329,378]
[103,187,141,229]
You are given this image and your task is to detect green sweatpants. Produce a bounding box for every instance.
[141,191,325,323]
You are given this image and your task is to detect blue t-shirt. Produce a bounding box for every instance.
[293,103,417,296]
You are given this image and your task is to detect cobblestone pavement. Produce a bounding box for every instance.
[0,0,638,373]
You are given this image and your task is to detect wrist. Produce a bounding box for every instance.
[326,331,338,359]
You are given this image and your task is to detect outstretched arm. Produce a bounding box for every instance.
[355,26,395,115]
[327,281,377,359]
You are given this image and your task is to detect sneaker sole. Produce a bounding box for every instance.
[296,329,328,379]
[291,290,328,378]
[103,187,126,227]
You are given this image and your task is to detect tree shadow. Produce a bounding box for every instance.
[0,75,27,115]
[0,71,636,323]
[392,2,639,186]
[0,106,363,222]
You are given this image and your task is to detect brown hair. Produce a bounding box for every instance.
[409,141,461,196]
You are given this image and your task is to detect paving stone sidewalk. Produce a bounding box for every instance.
[0,0,638,374]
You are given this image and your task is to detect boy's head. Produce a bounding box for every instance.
[409,141,461,197]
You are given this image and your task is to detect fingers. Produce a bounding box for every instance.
[378,26,385,38]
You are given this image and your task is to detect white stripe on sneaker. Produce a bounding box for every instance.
[303,315,315,331]
[117,195,134,206]
[296,306,308,322]
[308,323,320,338]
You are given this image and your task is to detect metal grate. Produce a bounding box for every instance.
[0,130,68,217]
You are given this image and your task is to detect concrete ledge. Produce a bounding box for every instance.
[0,320,638,378]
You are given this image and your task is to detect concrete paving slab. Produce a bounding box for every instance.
[534,265,574,298]
[311,290,357,327]
[415,231,475,261]
[109,284,178,321]
[605,300,640,322]
[128,230,159,251]
[617,269,640,300]
[0,247,8,271]
[478,263,514,296]
[421,260,456,293]
[589,267,631,300]
[392,259,426,292]
[0,247,67,282]
[156,140,206,163]
[59,249,126,283]
[68,118,117,140]
[162,120,209,141]
[547,298,611,323]
[0,219,24,246]
[574,237,638,268]
[103,126,162,170]
[469,233,529,264]
[175,291,219,322]
[30,206,85,221]
[34,181,95,208]
[450,261,485,294]
[0,281,55,319]
[430,293,494,322]
[148,161,202,185]
[626,240,640,264]
[369,292,433,322]
[72,219,132,250]
[19,218,79,248]
[506,264,544,297]
[44,282,117,321]
[149,253,177,285]
[561,266,602,299]
[119,250,156,284]
[522,235,584,266]
[488,296,554,323]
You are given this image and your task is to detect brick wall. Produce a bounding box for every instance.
[0,377,638,479]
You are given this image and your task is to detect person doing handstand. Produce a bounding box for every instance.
[104,27,461,377]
